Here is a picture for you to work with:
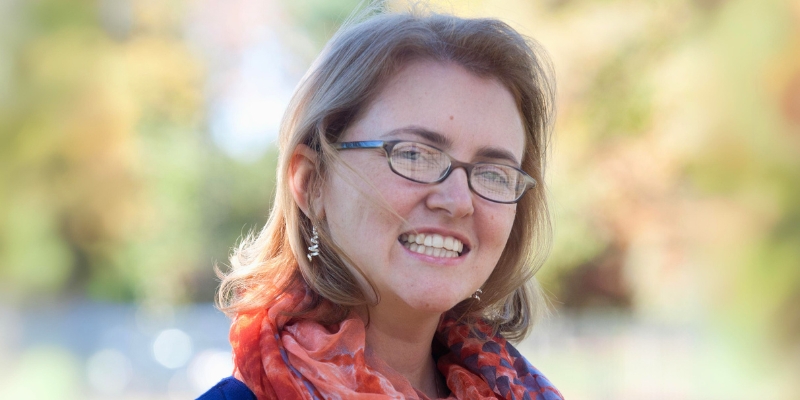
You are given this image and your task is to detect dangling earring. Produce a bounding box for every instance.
[471,288,483,302]
[307,226,320,261]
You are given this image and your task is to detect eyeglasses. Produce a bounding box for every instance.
[332,140,536,204]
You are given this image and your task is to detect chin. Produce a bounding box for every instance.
[403,291,465,314]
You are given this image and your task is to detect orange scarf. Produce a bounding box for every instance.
[230,285,563,399]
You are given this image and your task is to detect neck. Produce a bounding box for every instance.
[360,302,445,398]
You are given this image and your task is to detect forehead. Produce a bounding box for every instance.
[344,60,526,163]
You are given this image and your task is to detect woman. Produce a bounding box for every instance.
[200,7,562,400]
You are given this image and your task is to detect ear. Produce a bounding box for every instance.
[289,144,324,219]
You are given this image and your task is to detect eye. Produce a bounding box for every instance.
[396,148,422,161]
[392,143,441,163]
[475,166,511,184]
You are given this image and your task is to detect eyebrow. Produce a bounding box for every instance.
[381,126,452,148]
[381,125,521,166]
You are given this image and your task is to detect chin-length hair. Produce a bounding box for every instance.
[217,6,555,342]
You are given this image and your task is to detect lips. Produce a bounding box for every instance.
[399,232,465,258]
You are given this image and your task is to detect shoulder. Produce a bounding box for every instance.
[196,377,256,400]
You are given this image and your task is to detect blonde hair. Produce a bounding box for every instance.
[217,7,555,342]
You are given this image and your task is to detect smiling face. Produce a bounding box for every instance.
[320,60,526,315]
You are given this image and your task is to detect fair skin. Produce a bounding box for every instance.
[290,60,525,398]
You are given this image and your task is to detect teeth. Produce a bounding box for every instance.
[432,234,443,248]
[400,233,464,258]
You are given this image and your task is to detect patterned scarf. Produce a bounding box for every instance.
[230,285,564,400]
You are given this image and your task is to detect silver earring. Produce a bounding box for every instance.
[471,288,483,301]
[306,226,319,261]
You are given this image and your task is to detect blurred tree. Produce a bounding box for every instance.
[283,0,365,48]
[0,0,213,305]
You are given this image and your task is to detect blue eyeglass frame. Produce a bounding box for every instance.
[331,140,537,204]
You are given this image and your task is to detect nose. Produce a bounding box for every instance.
[425,167,474,218]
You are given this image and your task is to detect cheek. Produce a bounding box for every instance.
[322,166,404,239]
[484,206,518,253]
[495,205,517,233]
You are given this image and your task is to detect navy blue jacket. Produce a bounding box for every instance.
[197,377,255,400]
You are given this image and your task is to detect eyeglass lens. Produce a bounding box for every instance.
[388,142,524,203]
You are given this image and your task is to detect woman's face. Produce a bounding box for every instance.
[321,60,525,315]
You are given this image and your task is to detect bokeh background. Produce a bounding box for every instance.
[1,0,799,398]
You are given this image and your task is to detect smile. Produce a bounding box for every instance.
[399,233,464,258]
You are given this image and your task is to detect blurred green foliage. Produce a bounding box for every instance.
[0,0,280,305]
[283,0,364,47]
